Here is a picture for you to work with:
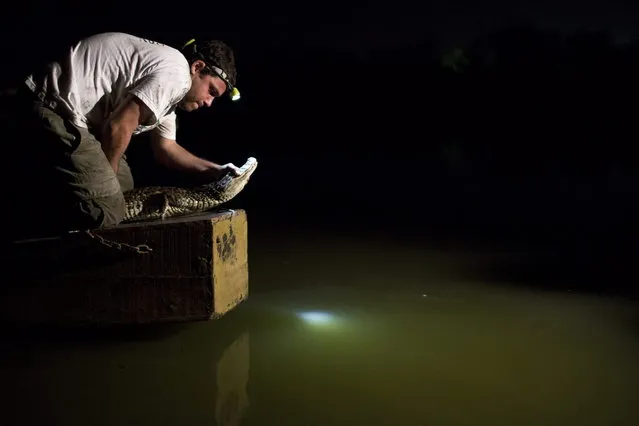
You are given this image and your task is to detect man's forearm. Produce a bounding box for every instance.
[158,141,221,175]
[102,126,133,173]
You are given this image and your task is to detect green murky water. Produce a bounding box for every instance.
[2,231,638,426]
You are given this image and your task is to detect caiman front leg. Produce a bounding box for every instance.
[160,194,171,220]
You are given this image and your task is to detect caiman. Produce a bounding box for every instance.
[122,157,258,223]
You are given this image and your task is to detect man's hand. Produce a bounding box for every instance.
[211,163,240,179]
[203,162,242,180]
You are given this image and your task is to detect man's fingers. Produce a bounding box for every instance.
[222,163,242,176]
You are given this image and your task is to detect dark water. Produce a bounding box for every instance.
[1,229,638,426]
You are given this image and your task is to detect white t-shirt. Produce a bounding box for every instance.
[24,32,192,141]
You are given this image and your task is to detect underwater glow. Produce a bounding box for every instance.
[297,311,335,325]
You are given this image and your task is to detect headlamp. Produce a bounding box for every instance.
[209,65,240,101]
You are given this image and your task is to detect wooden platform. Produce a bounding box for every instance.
[0,209,250,325]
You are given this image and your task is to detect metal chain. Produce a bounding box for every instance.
[83,230,153,254]
[78,206,242,255]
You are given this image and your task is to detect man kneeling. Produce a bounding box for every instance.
[6,32,242,238]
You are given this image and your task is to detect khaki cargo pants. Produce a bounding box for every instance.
[6,96,134,236]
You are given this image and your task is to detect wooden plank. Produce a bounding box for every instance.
[0,209,249,325]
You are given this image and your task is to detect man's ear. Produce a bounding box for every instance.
[191,59,206,74]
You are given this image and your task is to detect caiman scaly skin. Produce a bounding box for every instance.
[122,157,258,223]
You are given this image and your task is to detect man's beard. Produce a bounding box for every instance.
[179,95,198,110]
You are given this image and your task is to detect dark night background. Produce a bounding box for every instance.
[1,1,638,297]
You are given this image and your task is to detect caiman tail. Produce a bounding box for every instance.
[122,157,258,223]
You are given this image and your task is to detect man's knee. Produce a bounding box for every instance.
[1,191,126,238]
[75,192,126,229]
[117,158,134,192]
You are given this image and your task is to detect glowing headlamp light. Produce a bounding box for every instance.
[229,87,241,101]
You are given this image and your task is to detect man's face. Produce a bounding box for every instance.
[179,60,227,112]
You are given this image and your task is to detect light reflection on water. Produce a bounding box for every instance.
[1,231,638,426]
